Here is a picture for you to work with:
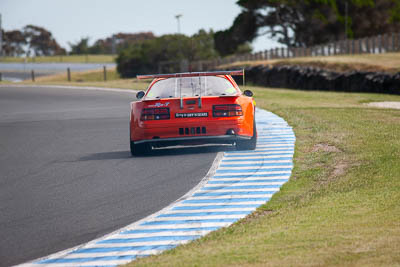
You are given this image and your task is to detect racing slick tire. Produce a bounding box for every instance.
[130,141,151,156]
[236,118,257,151]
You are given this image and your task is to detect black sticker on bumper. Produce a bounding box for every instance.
[175,112,208,118]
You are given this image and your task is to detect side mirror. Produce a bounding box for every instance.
[136,91,145,100]
[243,90,253,97]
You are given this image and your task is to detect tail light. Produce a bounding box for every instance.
[213,104,243,117]
[141,108,170,120]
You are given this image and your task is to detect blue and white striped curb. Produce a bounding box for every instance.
[20,108,295,267]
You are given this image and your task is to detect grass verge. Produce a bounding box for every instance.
[123,87,400,266]
[0,54,116,63]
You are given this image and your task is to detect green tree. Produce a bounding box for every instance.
[89,32,155,54]
[190,29,219,60]
[215,0,400,49]
[214,11,257,56]
[116,30,219,78]
[24,25,65,56]
[2,30,26,56]
[69,37,90,55]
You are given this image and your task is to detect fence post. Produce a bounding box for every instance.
[103,66,107,81]
[31,70,35,82]
[0,72,2,82]
[67,68,71,82]
[385,33,389,52]
[342,40,345,55]
[378,35,382,53]
[391,33,395,52]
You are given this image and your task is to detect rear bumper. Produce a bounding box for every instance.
[134,134,251,147]
[132,119,252,141]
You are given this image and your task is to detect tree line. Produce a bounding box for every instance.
[214,0,400,56]
[2,25,66,56]
[1,25,157,57]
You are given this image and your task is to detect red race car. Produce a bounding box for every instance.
[130,70,256,156]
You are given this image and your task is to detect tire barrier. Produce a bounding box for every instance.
[245,65,400,94]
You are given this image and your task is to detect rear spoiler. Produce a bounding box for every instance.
[137,70,244,80]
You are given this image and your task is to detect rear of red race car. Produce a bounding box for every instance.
[129,70,256,156]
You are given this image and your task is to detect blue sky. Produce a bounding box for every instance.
[0,0,282,52]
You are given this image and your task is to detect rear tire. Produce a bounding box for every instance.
[236,118,257,151]
[130,141,151,156]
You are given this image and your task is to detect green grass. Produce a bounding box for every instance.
[122,87,400,266]
[0,54,116,63]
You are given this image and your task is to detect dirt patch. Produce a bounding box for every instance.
[331,162,348,177]
[317,161,349,186]
[312,143,342,153]
[366,102,400,109]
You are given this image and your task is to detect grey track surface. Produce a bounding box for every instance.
[0,86,225,267]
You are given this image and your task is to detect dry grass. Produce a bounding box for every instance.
[221,52,400,73]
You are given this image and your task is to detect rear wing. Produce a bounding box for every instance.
[137,70,244,80]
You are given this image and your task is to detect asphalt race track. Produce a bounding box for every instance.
[0,85,224,266]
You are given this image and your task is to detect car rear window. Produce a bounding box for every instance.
[145,76,238,99]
